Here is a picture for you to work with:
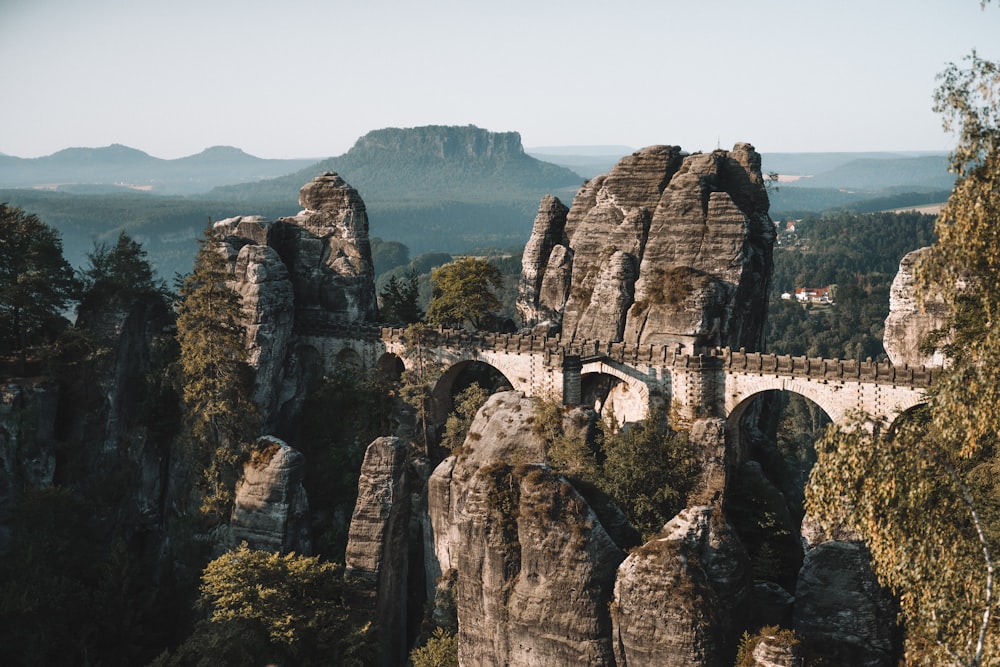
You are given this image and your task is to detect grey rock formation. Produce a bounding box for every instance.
[518,144,774,352]
[427,391,625,666]
[750,631,803,667]
[516,195,571,330]
[0,382,58,509]
[276,172,377,325]
[345,436,411,667]
[215,173,378,429]
[612,506,750,667]
[229,436,311,555]
[229,232,295,425]
[883,247,952,367]
[793,541,897,666]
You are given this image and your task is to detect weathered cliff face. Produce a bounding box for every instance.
[215,173,378,429]
[883,247,952,367]
[229,436,311,555]
[65,293,176,518]
[517,195,571,331]
[613,506,750,667]
[793,541,898,666]
[345,436,411,667]
[518,144,774,351]
[427,391,626,666]
[277,172,377,325]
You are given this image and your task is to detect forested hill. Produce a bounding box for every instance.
[205,125,583,204]
[0,145,316,195]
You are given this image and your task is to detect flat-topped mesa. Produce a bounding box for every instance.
[518,144,775,353]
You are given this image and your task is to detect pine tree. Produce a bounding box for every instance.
[0,204,78,368]
[80,231,168,305]
[175,224,258,517]
[378,270,423,325]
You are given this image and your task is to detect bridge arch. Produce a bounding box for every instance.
[431,359,514,423]
[580,360,652,426]
[335,347,364,372]
[376,352,404,381]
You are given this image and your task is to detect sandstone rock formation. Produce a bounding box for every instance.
[517,195,571,331]
[883,247,952,367]
[793,541,897,666]
[0,382,58,509]
[749,631,803,667]
[276,172,377,325]
[427,391,626,666]
[612,506,750,667]
[229,436,311,555]
[214,173,378,429]
[518,144,775,352]
[345,436,411,667]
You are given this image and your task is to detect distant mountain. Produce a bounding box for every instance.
[0,144,317,194]
[776,154,953,191]
[207,125,583,204]
[526,147,631,179]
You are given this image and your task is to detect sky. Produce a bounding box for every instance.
[2,0,999,160]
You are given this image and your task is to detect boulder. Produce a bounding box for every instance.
[427,391,625,666]
[228,238,295,428]
[274,172,377,325]
[750,630,803,667]
[517,195,571,328]
[793,541,897,666]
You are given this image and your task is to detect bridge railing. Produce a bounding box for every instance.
[715,348,935,387]
[291,317,937,388]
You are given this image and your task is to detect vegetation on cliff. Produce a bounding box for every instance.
[176,225,259,518]
[809,33,1000,665]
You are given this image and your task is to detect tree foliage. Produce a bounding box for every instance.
[441,382,489,451]
[409,627,459,667]
[378,270,424,325]
[399,323,444,448]
[79,231,168,305]
[808,28,1000,665]
[426,257,503,330]
[0,204,78,360]
[154,543,373,667]
[599,408,701,539]
[537,402,699,540]
[175,224,258,517]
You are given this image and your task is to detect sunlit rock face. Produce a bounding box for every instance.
[229,436,311,555]
[426,391,626,666]
[276,172,377,325]
[883,246,952,367]
[345,436,411,667]
[518,144,774,352]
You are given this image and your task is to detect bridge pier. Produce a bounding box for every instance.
[562,355,582,406]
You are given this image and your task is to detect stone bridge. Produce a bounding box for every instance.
[296,320,935,433]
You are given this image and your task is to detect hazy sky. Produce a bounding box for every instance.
[2,0,998,159]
